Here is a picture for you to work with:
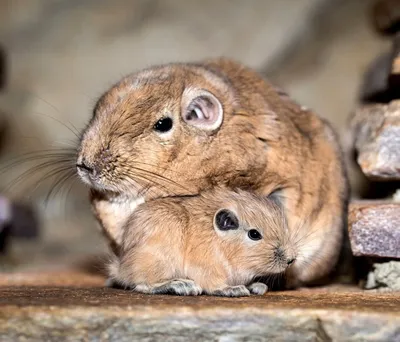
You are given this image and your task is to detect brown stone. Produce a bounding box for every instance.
[0,283,399,342]
[348,201,400,258]
[0,270,399,340]
[350,101,400,180]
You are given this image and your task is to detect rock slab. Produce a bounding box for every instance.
[350,101,400,180]
[366,261,400,291]
[348,201,400,258]
[0,285,399,342]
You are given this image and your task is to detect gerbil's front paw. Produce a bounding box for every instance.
[135,279,202,296]
[211,285,250,297]
[247,282,268,295]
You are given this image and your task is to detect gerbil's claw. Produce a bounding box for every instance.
[248,282,268,295]
[136,279,202,296]
[211,285,250,297]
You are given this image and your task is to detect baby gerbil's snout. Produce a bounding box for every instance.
[287,257,295,265]
[274,247,296,269]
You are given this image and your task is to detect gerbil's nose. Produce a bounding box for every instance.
[287,258,295,265]
[76,158,96,176]
[275,247,296,267]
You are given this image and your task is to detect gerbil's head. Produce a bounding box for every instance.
[211,189,296,278]
[76,62,246,198]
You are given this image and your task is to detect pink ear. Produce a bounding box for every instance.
[181,88,223,131]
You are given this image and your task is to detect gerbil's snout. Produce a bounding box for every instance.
[287,258,295,265]
[76,156,99,184]
[76,143,119,191]
[274,247,296,269]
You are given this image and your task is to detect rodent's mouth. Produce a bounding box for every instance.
[76,166,94,187]
[76,167,125,196]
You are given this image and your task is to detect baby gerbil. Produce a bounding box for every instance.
[77,57,348,288]
[108,188,295,297]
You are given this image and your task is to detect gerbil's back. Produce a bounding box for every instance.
[202,58,327,138]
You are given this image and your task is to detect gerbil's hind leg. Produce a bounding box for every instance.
[135,279,202,296]
[247,282,268,295]
[210,285,250,297]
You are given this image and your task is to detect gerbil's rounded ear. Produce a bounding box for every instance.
[267,188,284,208]
[181,88,223,131]
[214,209,239,231]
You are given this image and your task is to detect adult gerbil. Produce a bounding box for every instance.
[108,188,295,297]
[77,58,348,288]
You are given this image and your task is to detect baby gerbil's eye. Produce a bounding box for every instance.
[248,229,262,241]
[186,106,205,121]
[153,117,173,133]
[215,209,239,231]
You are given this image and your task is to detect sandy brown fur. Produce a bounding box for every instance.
[108,188,294,295]
[77,57,348,287]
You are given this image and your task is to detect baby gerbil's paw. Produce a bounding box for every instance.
[247,282,268,295]
[152,279,202,296]
[133,283,152,294]
[211,285,251,297]
[137,279,202,296]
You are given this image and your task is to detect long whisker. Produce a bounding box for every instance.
[132,161,190,177]
[129,166,192,194]
[44,170,77,205]
[132,167,185,190]
[124,171,171,198]
[29,91,82,137]
[32,111,81,140]
[3,161,74,193]
[0,150,76,174]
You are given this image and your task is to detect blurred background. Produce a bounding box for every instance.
[0,0,392,272]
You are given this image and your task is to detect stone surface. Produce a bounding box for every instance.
[366,261,400,291]
[348,201,400,258]
[0,283,399,342]
[1,264,399,341]
[350,101,400,180]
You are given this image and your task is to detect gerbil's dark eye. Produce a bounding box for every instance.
[215,209,239,231]
[248,229,262,241]
[154,117,173,133]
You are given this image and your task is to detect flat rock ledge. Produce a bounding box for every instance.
[0,271,399,342]
[348,201,400,258]
[350,101,400,180]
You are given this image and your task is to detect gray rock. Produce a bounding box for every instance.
[350,101,400,180]
[366,261,400,291]
[348,201,400,258]
[0,284,399,342]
